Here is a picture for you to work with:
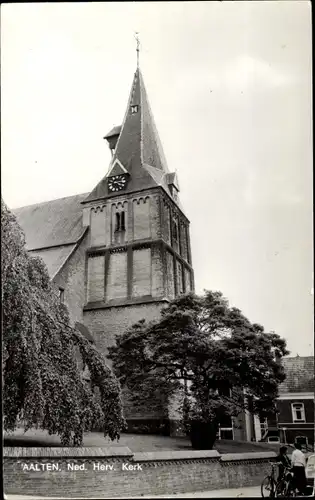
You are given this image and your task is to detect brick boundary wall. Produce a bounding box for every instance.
[3,447,277,497]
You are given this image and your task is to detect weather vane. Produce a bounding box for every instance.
[135,32,140,68]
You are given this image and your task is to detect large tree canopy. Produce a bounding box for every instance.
[109,292,289,430]
[2,199,125,445]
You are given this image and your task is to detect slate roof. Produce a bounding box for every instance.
[13,193,88,250]
[83,68,182,208]
[29,245,77,278]
[13,193,88,279]
[279,356,314,393]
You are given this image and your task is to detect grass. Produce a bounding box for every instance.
[4,427,281,453]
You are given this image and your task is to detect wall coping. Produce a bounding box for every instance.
[220,451,277,462]
[3,447,278,463]
[3,447,133,458]
[132,450,220,462]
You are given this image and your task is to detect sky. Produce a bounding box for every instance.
[1,1,313,356]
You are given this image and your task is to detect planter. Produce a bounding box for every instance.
[189,420,217,450]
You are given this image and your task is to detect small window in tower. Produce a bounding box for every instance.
[131,105,139,114]
[115,211,126,232]
[58,288,64,304]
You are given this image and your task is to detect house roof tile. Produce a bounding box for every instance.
[280,356,314,393]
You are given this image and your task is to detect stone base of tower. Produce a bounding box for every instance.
[83,299,168,363]
[83,299,173,434]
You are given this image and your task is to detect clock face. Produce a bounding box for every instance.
[107,174,128,192]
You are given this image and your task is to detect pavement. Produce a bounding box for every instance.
[6,486,262,499]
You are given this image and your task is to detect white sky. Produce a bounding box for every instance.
[1,2,313,355]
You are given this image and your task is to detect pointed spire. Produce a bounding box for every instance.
[84,65,174,204]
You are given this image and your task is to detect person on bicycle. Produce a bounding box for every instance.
[291,442,307,495]
[277,445,291,481]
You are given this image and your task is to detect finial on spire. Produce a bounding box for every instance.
[135,32,140,68]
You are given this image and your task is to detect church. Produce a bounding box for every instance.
[13,63,195,435]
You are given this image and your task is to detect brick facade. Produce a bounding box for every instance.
[251,357,314,445]
[53,232,89,326]
[81,186,194,431]
[3,448,278,498]
[83,302,166,364]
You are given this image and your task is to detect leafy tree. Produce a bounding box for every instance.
[109,291,289,439]
[2,199,125,445]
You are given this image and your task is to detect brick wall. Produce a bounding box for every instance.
[184,267,191,293]
[162,202,171,244]
[133,197,151,240]
[151,245,164,297]
[3,448,277,498]
[150,195,161,239]
[54,233,89,326]
[107,251,128,300]
[176,260,184,294]
[87,255,105,302]
[132,248,151,297]
[180,221,188,261]
[83,301,168,420]
[166,251,175,299]
[83,302,165,361]
[90,207,107,247]
[277,399,314,423]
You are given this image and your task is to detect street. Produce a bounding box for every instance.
[6,486,261,499]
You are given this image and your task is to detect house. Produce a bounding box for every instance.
[253,356,314,445]
[12,63,194,435]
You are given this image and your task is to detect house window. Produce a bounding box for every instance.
[260,416,268,435]
[58,288,64,304]
[115,211,126,232]
[292,403,306,422]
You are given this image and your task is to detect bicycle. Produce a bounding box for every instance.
[261,462,280,498]
[275,467,297,497]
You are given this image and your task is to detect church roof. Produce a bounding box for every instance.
[29,245,77,278]
[13,193,88,279]
[83,68,179,205]
[279,356,314,393]
[13,193,88,251]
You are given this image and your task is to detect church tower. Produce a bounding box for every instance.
[81,65,194,432]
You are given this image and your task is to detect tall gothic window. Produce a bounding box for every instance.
[173,219,179,242]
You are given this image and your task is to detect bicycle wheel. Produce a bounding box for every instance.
[283,481,296,498]
[275,481,285,497]
[261,476,274,497]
